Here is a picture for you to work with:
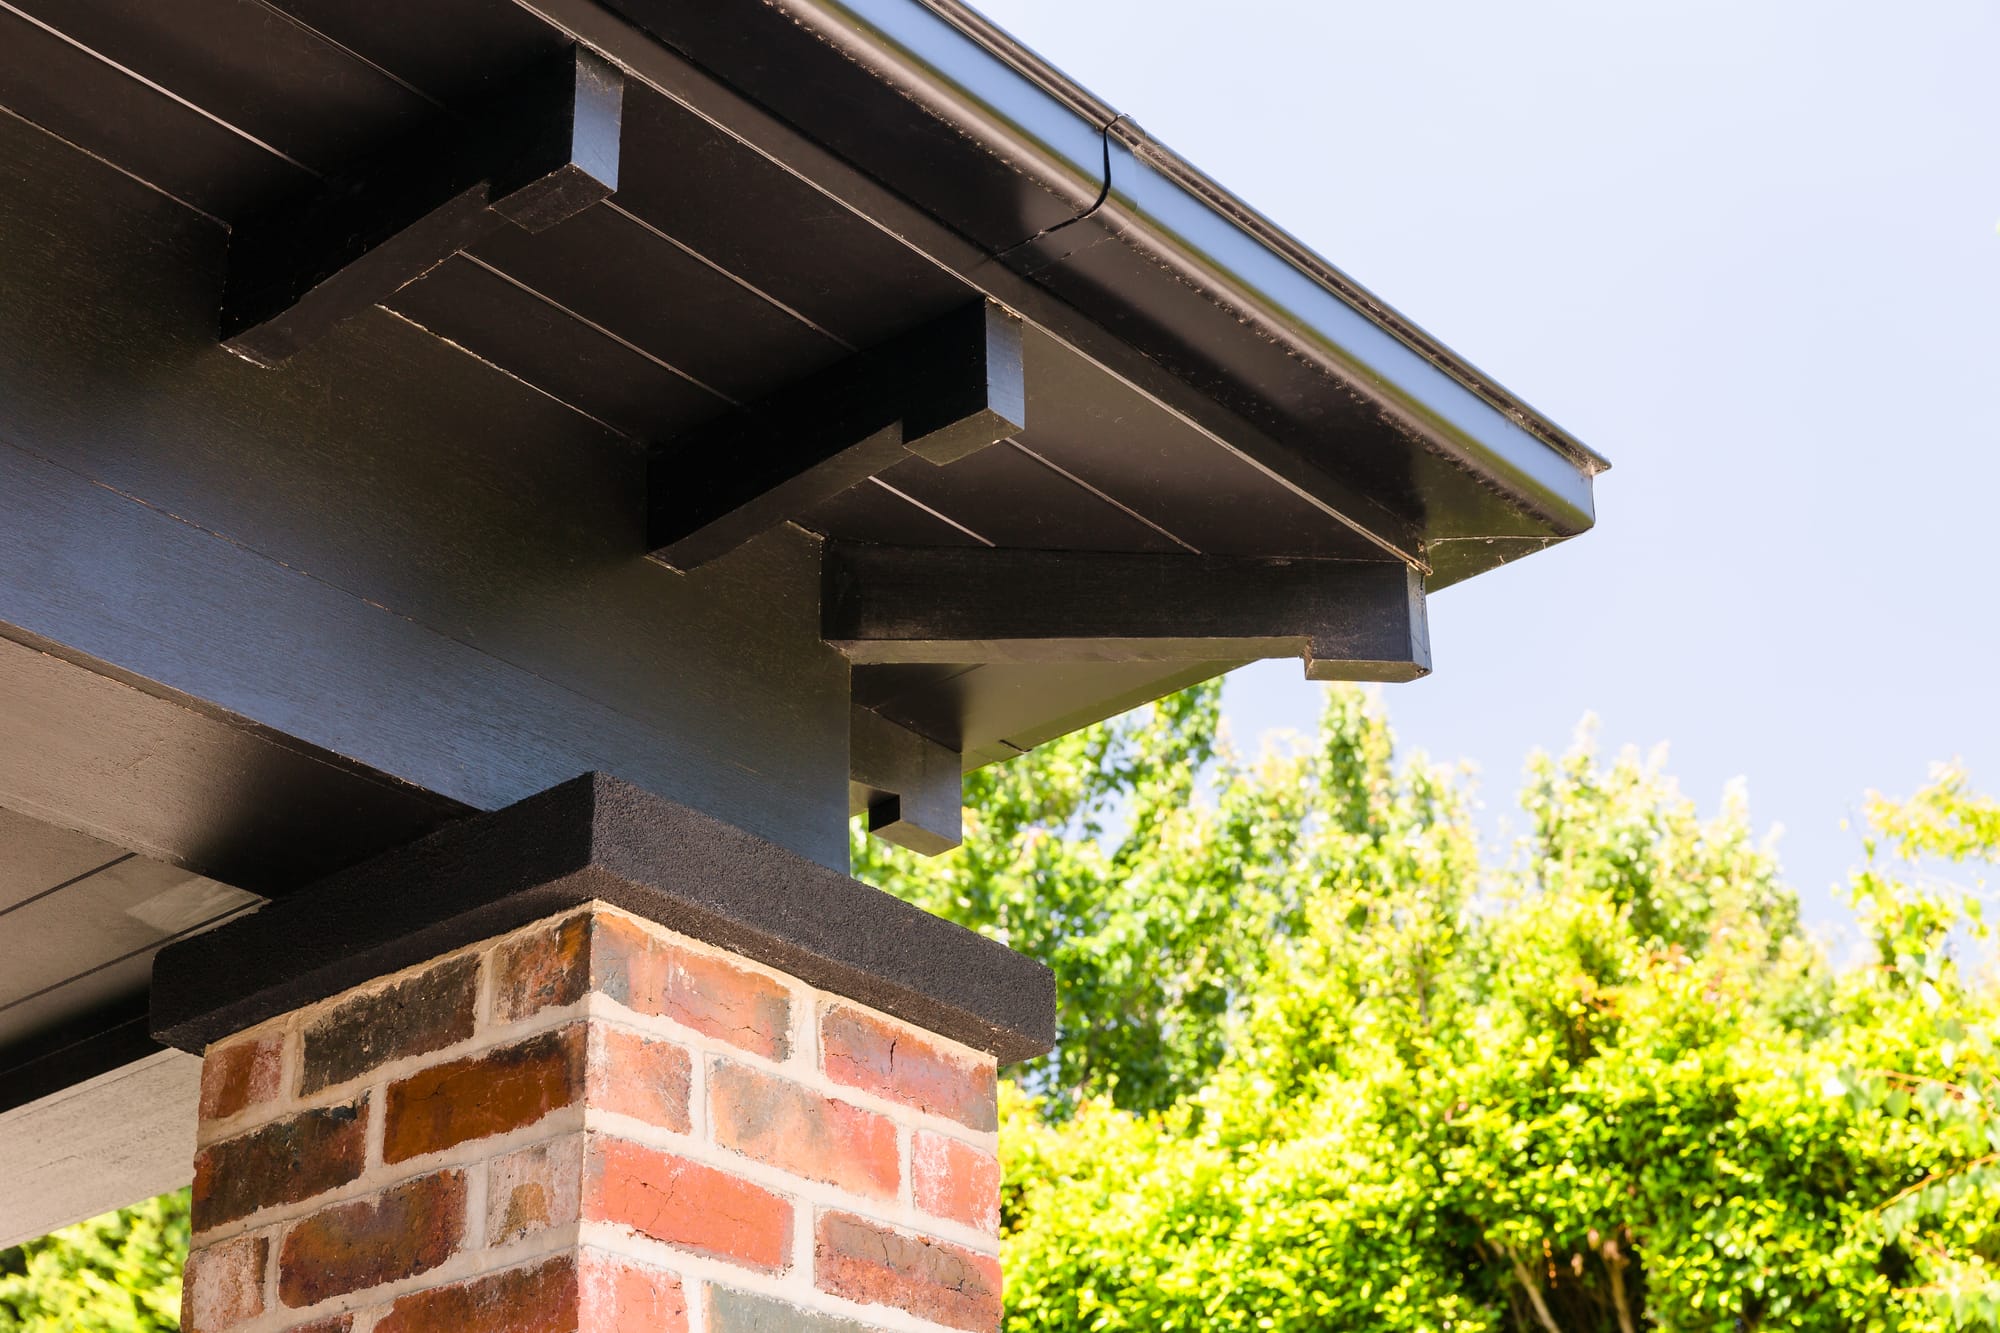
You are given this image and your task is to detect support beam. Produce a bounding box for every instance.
[221,47,625,366]
[648,301,1025,571]
[0,628,466,896]
[849,705,964,856]
[823,545,1432,682]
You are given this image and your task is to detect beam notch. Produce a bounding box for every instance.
[849,705,963,855]
[822,545,1431,682]
[221,47,625,366]
[648,301,1025,571]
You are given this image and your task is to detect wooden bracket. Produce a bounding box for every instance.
[220,47,625,366]
[647,301,1025,571]
[822,544,1431,682]
[848,705,963,856]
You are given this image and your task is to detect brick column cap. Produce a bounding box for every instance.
[152,773,1053,1062]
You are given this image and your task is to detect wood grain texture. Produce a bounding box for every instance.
[0,97,850,870]
[824,545,1431,681]
[0,1047,200,1249]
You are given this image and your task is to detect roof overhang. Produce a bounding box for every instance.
[0,0,1605,1242]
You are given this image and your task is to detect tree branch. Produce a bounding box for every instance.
[1603,1235,1639,1333]
[1500,1244,1565,1333]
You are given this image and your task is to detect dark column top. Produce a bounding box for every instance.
[150,774,1054,1064]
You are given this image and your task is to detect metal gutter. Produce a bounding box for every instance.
[798,0,1606,539]
[548,0,1601,555]
[917,0,1607,479]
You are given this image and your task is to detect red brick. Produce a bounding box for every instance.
[490,911,793,1059]
[819,1006,998,1132]
[587,1025,691,1132]
[913,1130,1000,1234]
[277,1170,466,1308]
[299,954,480,1095]
[192,1097,369,1232]
[487,1136,584,1246]
[595,916,793,1060]
[585,1136,791,1272]
[374,1256,577,1333]
[492,912,592,1023]
[383,1026,583,1164]
[578,1251,688,1333]
[815,1211,1002,1333]
[199,1034,284,1124]
[710,1062,897,1200]
[181,1233,266,1333]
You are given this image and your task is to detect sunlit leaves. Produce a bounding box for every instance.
[860,689,2000,1331]
[0,1191,187,1333]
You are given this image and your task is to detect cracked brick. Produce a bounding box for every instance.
[584,1136,791,1272]
[815,1210,1001,1332]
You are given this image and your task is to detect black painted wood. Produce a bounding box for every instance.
[0,995,157,1117]
[648,302,1026,571]
[849,706,963,856]
[4,0,437,175]
[152,774,1054,1063]
[0,630,467,895]
[0,101,851,871]
[221,46,624,365]
[825,545,1432,682]
[386,252,725,436]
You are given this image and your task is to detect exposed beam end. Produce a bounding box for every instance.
[823,545,1431,682]
[849,706,962,856]
[221,46,624,367]
[648,300,1026,571]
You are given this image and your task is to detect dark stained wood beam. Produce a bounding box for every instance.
[848,705,963,856]
[221,47,625,366]
[822,545,1432,682]
[648,301,1025,571]
[0,627,467,897]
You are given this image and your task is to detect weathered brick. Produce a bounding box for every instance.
[283,1318,354,1333]
[299,954,480,1095]
[199,1034,284,1124]
[578,1250,688,1333]
[815,1211,1002,1333]
[490,911,794,1058]
[710,1062,897,1200]
[587,1025,691,1132]
[707,1286,872,1333]
[491,912,592,1023]
[596,915,793,1060]
[913,1130,1001,1234]
[487,1136,584,1246]
[192,1097,369,1232]
[819,1006,998,1132]
[181,1233,266,1333]
[383,1026,583,1164]
[277,1169,466,1308]
[373,1255,576,1333]
[585,1136,791,1272]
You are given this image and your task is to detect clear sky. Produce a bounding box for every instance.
[973,0,2000,925]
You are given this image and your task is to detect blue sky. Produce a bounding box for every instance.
[975,0,2000,924]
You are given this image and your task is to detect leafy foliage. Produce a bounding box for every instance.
[858,688,2000,1331]
[0,1190,187,1332]
[10,688,2000,1330]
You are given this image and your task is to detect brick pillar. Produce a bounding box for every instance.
[182,903,1004,1333]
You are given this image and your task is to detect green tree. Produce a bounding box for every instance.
[857,687,2000,1331]
[12,686,2000,1330]
[0,1190,187,1332]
